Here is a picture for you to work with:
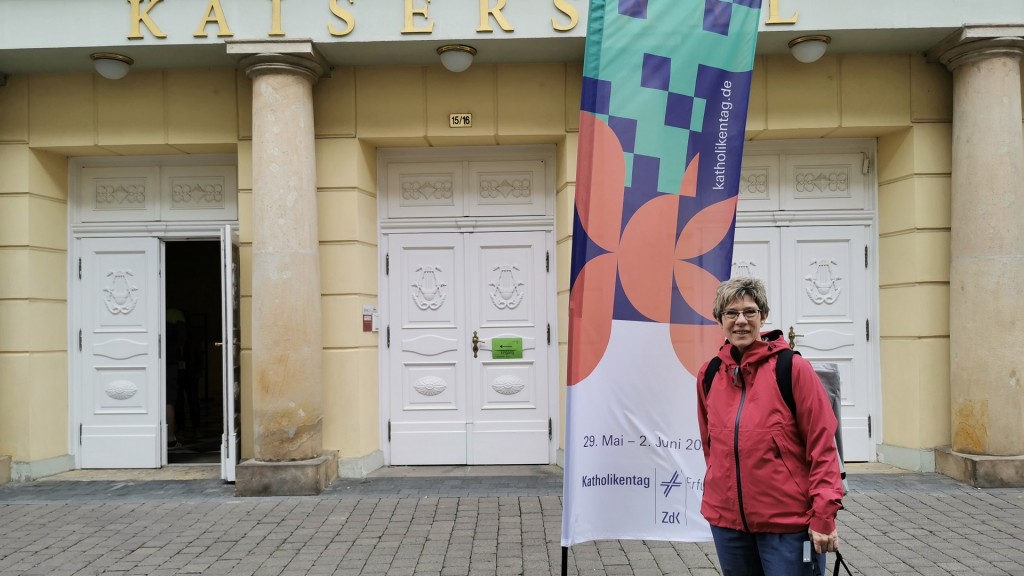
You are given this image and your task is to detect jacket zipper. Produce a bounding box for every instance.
[733,366,751,532]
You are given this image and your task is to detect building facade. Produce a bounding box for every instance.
[0,0,1022,491]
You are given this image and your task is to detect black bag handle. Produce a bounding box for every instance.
[812,551,854,576]
[833,551,854,575]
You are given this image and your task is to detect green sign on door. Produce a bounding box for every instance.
[491,337,523,359]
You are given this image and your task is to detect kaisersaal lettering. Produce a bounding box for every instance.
[126,0,582,41]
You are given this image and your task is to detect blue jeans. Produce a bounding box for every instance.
[710,525,827,576]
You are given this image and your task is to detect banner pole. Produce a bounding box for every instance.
[561,545,568,576]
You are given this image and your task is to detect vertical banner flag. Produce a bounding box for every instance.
[562,0,762,545]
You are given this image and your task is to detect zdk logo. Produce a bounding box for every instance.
[660,470,682,497]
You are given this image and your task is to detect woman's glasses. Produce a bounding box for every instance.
[722,308,760,321]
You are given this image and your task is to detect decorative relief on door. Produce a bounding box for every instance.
[794,166,850,198]
[805,259,842,304]
[413,376,447,396]
[488,265,526,310]
[95,181,147,208]
[731,259,758,279]
[103,270,141,314]
[411,265,448,310]
[170,178,225,209]
[401,177,454,205]
[104,379,139,401]
[478,174,532,203]
[739,168,769,200]
[491,375,525,396]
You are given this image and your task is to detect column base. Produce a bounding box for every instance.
[0,456,10,485]
[935,446,1024,487]
[235,451,338,496]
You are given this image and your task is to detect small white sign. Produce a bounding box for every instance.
[449,113,473,128]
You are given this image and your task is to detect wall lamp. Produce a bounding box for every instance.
[788,35,831,64]
[437,44,477,73]
[90,52,134,80]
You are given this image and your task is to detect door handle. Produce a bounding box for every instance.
[788,326,803,349]
[472,331,480,358]
[214,341,223,348]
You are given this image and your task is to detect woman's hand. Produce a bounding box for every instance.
[810,529,839,554]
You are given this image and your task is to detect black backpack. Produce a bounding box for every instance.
[702,348,799,419]
[703,349,849,490]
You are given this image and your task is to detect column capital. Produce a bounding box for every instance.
[927,25,1024,71]
[226,39,330,83]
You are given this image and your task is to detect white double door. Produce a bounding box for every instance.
[732,225,874,462]
[387,230,552,465]
[77,227,240,478]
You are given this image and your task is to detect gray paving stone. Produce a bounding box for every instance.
[1,470,1023,575]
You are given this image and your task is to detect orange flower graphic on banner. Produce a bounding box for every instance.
[568,112,737,385]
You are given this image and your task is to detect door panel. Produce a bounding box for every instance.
[387,231,551,465]
[467,231,549,464]
[731,227,781,332]
[220,226,241,481]
[733,225,873,462]
[782,226,871,462]
[80,237,161,468]
[389,234,467,464]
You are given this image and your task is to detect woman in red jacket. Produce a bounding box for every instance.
[697,277,844,575]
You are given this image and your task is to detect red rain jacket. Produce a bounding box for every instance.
[696,329,844,535]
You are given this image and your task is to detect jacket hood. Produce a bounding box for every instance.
[717,328,789,366]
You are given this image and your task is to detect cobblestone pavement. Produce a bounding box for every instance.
[1,465,1022,575]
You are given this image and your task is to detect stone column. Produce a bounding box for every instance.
[227,41,336,495]
[929,26,1024,487]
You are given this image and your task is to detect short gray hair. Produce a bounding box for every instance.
[712,277,769,323]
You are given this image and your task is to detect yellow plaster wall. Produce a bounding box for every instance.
[0,75,29,143]
[877,124,953,451]
[29,70,238,156]
[555,136,579,452]
[165,69,238,153]
[354,63,578,147]
[314,67,356,138]
[355,66,428,147]
[323,348,379,457]
[0,141,69,463]
[495,63,567,144]
[749,53,938,140]
[426,65,498,146]
[236,138,255,460]
[760,55,840,138]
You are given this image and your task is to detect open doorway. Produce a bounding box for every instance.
[165,240,223,465]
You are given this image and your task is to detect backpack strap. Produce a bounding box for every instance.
[775,349,800,420]
[703,349,800,422]
[702,356,723,397]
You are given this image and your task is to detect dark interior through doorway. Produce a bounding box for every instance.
[165,240,223,465]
